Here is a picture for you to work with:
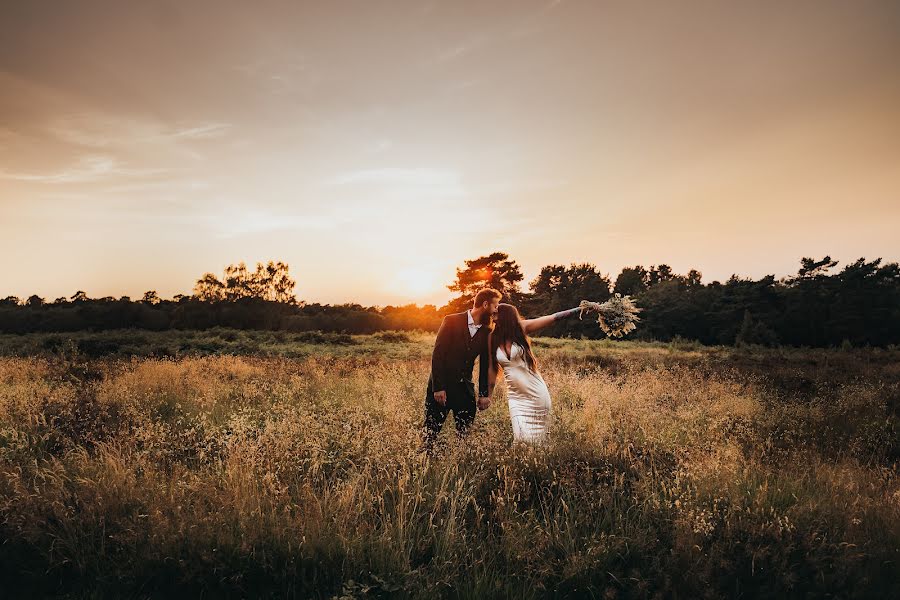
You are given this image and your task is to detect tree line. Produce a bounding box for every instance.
[2,254,898,348]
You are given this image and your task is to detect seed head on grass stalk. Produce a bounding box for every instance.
[578,293,642,338]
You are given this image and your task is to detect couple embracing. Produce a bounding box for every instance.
[420,288,584,453]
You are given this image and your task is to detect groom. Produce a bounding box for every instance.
[420,287,502,454]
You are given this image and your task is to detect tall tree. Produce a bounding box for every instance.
[193,273,226,301]
[529,263,611,307]
[527,263,612,337]
[795,255,839,279]
[686,269,703,287]
[614,266,649,296]
[193,261,297,303]
[445,251,524,312]
[647,264,677,286]
[256,260,297,303]
[223,262,254,301]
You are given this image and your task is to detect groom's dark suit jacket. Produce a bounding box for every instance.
[428,311,490,399]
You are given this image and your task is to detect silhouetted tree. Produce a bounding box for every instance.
[630,272,717,343]
[223,262,253,301]
[254,260,297,303]
[194,261,297,303]
[735,309,779,347]
[686,269,703,287]
[445,251,523,312]
[194,273,226,301]
[796,255,839,279]
[647,264,677,286]
[614,266,649,296]
[2,254,898,347]
[527,263,612,337]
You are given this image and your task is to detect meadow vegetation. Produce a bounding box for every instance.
[0,331,897,598]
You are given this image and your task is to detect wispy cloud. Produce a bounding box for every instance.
[436,44,473,63]
[231,54,327,96]
[47,114,232,148]
[326,167,463,188]
[429,1,565,65]
[100,179,211,195]
[198,207,335,238]
[477,177,570,195]
[0,155,170,184]
[367,139,393,153]
[169,123,232,140]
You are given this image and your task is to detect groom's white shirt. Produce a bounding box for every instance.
[466,309,482,338]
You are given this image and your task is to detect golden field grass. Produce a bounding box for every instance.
[0,332,898,599]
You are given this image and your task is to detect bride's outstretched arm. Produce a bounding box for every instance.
[522,307,582,334]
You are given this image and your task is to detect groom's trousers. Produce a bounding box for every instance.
[421,374,477,453]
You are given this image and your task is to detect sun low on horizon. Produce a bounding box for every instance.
[2,0,899,307]
[392,266,447,303]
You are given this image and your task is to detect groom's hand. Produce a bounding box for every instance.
[477,396,491,410]
[433,390,447,406]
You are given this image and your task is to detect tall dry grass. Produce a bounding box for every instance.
[0,344,897,598]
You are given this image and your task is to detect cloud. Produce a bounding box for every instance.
[326,167,462,187]
[14,113,234,172]
[199,207,335,238]
[47,113,232,148]
[436,44,473,62]
[231,55,327,96]
[476,177,570,195]
[323,167,469,203]
[367,139,393,153]
[169,123,232,140]
[428,2,564,66]
[0,155,170,184]
[100,179,211,194]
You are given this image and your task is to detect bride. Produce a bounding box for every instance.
[487,302,583,444]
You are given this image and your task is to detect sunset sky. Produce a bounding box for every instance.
[2,0,899,307]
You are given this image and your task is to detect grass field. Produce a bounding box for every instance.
[0,330,898,598]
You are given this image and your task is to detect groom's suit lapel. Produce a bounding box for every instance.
[463,311,488,355]
[462,311,485,353]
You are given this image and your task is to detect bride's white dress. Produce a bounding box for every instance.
[496,342,552,443]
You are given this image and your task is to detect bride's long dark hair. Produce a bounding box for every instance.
[490,303,538,374]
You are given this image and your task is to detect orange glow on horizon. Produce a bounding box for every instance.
[0,2,898,305]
